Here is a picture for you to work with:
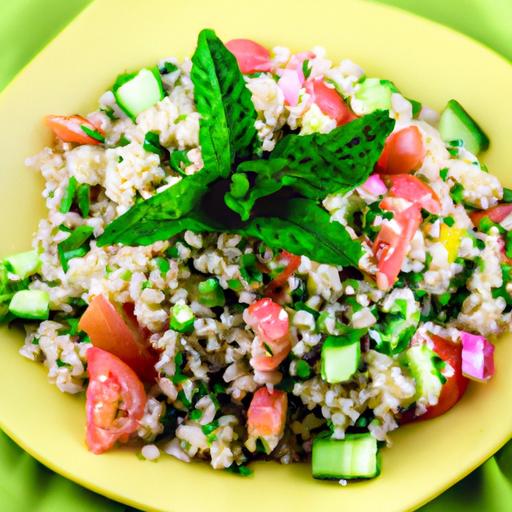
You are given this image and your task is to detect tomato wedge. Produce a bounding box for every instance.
[247,387,288,437]
[377,126,426,174]
[305,79,357,126]
[373,198,422,291]
[387,174,440,214]
[265,250,301,296]
[78,295,157,382]
[469,203,512,228]
[244,298,291,371]
[86,347,146,454]
[225,39,272,74]
[45,114,105,145]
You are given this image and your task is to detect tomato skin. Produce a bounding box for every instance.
[387,174,440,214]
[78,295,157,382]
[86,347,146,454]
[377,126,426,174]
[373,198,422,290]
[305,79,357,126]
[469,203,512,228]
[265,250,301,296]
[225,39,272,74]
[244,298,291,371]
[45,115,104,145]
[247,387,288,437]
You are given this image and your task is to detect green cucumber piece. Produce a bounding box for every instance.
[113,67,165,121]
[170,303,195,333]
[321,335,361,384]
[439,99,489,155]
[405,344,445,402]
[354,78,393,114]
[4,250,40,279]
[198,278,225,308]
[312,433,380,480]
[9,290,50,320]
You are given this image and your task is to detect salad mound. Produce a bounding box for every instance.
[1,29,507,480]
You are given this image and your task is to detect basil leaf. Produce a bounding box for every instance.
[225,111,394,220]
[58,226,94,272]
[191,29,260,178]
[238,198,362,267]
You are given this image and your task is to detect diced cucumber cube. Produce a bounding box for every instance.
[406,344,445,403]
[4,250,40,279]
[113,67,165,121]
[321,335,361,384]
[354,78,393,114]
[9,290,50,320]
[170,303,195,334]
[439,99,489,155]
[312,433,380,480]
[198,278,225,308]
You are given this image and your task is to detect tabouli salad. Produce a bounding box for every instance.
[1,29,507,481]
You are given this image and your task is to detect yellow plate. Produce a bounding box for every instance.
[0,1,511,511]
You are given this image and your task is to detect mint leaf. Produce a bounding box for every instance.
[169,149,191,175]
[238,198,362,267]
[97,170,217,246]
[191,29,260,178]
[225,159,287,221]
[225,111,394,220]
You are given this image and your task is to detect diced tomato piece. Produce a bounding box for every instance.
[45,115,105,145]
[469,203,512,228]
[265,250,301,296]
[247,387,288,437]
[373,198,422,290]
[387,174,440,214]
[306,79,357,126]
[225,39,272,74]
[244,298,291,371]
[86,347,146,454]
[377,126,426,174]
[78,295,157,382]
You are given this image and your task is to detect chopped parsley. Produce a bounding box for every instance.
[450,183,465,204]
[302,59,311,79]
[225,464,253,477]
[439,167,449,181]
[240,253,263,284]
[81,124,105,143]
[295,359,311,379]
[59,177,78,214]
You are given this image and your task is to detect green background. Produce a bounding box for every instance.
[0,0,510,510]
